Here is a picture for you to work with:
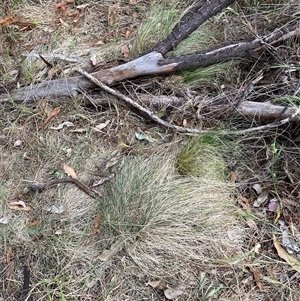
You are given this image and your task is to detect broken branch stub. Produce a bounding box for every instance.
[150,0,236,55]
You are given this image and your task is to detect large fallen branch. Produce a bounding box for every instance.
[2,22,299,104]
[0,0,299,127]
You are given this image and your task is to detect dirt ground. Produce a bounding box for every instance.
[1,0,300,300]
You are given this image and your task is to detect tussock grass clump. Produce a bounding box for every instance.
[100,151,243,281]
[176,132,229,180]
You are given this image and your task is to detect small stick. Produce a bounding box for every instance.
[28,177,96,198]
[21,265,30,301]
[76,68,206,135]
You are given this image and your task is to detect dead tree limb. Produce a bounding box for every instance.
[77,68,206,134]
[2,21,299,105]
[0,0,299,130]
[150,0,236,55]
[159,22,300,69]
[0,0,237,104]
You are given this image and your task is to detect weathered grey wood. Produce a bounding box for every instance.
[150,0,236,55]
[236,101,300,121]
[1,52,177,104]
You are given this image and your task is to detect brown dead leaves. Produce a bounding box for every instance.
[43,107,61,126]
[7,200,31,211]
[0,14,36,30]
[273,234,300,273]
[55,0,89,30]
[63,163,77,179]
[56,0,75,16]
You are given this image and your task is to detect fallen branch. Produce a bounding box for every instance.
[236,101,300,121]
[1,0,298,105]
[150,0,236,55]
[27,177,96,198]
[232,105,300,134]
[77,68,207,134]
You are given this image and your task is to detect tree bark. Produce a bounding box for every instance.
[150,0,236,55]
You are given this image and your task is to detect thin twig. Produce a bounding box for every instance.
[21,265,30,301]
[28,177,96,198]
[76,68,207,135]
[78,68,300,135]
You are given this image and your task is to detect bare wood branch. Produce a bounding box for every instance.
[232,105,300,135]
[77,68,206,134]
[2,52,177,104]
[150,0,236,55]
[1,17,298,105]
[236,101,300,121]
[159,23,300,70]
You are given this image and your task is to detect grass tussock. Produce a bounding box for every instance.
[99,152,242,280]
[176,132,230,181]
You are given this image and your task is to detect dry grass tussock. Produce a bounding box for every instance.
[0,111,245,300]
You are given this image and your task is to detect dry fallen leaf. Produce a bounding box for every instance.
[125,28,132,38]
[254,190,268,207]
[56,2,67,15]
[77,4,89,10]
[13,140,22,147]
[94,120,110,132]
[63,163,77,179]
[91,215,103,234]
[98,237,125,261]
[50,121,74,130]
[46,205,66,214]
[145,280,166,290]
[65,148,72,158]
[59,18,69,27]
[250,268,264,292]
[164,284,187,300]
[108,7,116,26]
[6,246,12,264]
[237,195,251,212]
[121,45,130,58]
[247,219,259,232]
[0,214,13,224]
[44,107,61,125]
[90,49,97,66]
[8,201,31,211]
[94,40,105,46]
[252,183,262,195]
[0,15,19,28]
[273,234,300,273]
[28,220,40,226]
[229,171,237,183]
